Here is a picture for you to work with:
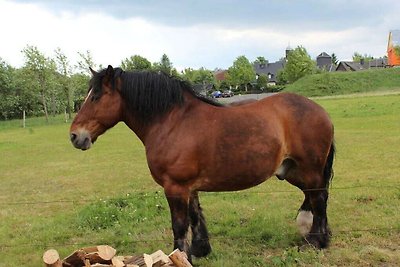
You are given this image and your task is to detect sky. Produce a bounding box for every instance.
[0,0,399,71]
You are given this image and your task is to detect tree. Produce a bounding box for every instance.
[77,50,97,75]
[256,74,268,90]
[181,67,216,93]
[181,67,215,85]
[0,58,20,120]
[254,56,267,65]
[279,46,315,83]
[121,55,152,71]
[352,52,373,63]
[227,55,255,91]
[394,46,400,56]
[55,48,73,119]
[331,53,338,65]
[22,45,57,122]
[70,73,89,112]
[153,53,173,75]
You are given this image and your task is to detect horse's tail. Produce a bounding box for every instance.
[324,141,335,188]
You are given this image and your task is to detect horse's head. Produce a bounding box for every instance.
[70,65,123,150]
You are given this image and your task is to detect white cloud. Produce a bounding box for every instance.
[0,0,397,71]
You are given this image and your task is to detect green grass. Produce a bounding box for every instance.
[285,68,400,96]
[1,93,400,266]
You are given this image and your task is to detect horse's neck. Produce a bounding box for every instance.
[122,91,203,144]
[122,112,148,143]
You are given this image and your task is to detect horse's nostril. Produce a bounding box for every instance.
[70,133,77,142]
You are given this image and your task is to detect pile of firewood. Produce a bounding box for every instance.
[42,245,192,267]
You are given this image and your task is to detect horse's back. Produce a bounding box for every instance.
[256,93,333,134]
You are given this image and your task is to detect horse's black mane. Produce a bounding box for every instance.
[91,67,223,123]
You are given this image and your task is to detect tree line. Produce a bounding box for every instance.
[0,46,183,121]
[0,44,373,121]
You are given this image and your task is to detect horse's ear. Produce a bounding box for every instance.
[89,67,97,76]
[105,65,114,80]
[103,65,115,88]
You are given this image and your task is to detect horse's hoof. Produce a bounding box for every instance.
[190,239,212,258]
[304,233,330,249]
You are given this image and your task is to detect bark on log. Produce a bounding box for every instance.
[63,245,116,266]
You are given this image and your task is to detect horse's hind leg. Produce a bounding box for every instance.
[287,171,331,248]
[306,185,331,248]
[188,192,212,257]
[296,193,313,237]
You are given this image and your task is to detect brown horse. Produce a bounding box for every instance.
[70,66,335,260]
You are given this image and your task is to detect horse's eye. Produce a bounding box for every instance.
[91,94,100,102]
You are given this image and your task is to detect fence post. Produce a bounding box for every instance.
[22,110,26,128]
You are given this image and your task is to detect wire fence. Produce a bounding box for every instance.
[0,184,398,205]
[1,184,399,250]
[1,226,399,251]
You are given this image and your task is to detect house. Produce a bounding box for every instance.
[364,58,387,68]
[214,69,228,81]
[316,52,335,71]
[336,58,388,71]
[254,60,285,86]
[336,61,364,71]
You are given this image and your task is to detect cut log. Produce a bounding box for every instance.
[43,249,62,267]
[168,249,192,267]
[150,250,171,267]
[63,249,86,266]
[143,254,153,267]
[97,245,116,261]
[124,254,152,267]
[111,256,125,267]
[124,255,145,266]
[63,245,116,266]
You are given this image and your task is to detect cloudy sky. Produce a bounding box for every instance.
[1,0,399,71]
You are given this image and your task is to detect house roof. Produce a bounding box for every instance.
[317,52,331,58]
[336,61,363,71]
[366,58,387,67]
[253,60,285,82]
[214,69,227,81]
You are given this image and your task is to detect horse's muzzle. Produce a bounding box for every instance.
[70,130,92,150]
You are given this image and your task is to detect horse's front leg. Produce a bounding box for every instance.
[164,186,191,260]
[189,192,211,257]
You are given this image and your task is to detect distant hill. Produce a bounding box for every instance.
[284,68,400,96]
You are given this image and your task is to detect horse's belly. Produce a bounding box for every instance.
[197,168,274,192]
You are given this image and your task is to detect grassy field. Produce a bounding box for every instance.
[0,93,399,266]
[285,68,400,97]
